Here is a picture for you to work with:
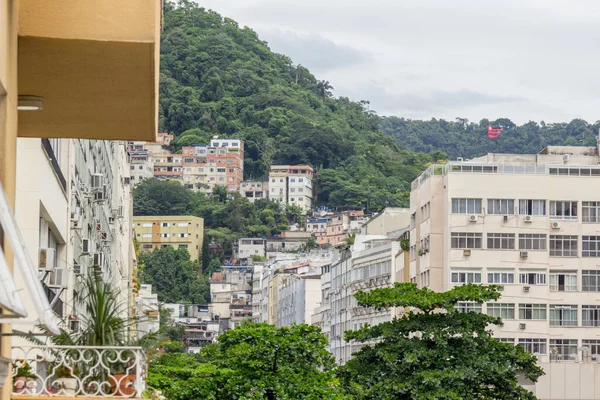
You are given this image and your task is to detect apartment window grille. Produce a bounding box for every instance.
[549,235,578,257]
[550,339,578,361]
[519,338,547,354]
[550,201,578,220]
[582,340,600,356]
[583,201,600,223]
[549,305,577,327]
[582,271,600,292]
[487,271,514,284]
[486,303,515,319]
[583,236,600,257]
[451,271,482,284]
[451,198,482,214]
[519,272,546,285]
[549,272,577,292]
[518,234,547,250]
[456,302,482,313]
[519,199,546,216]
[582,305,600,327]
[487,233,515,249]
[487,199,515,215]
[497,338,515,344]
[518,304,547,320]
[451,232,483,249]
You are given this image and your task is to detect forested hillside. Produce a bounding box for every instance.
[381,117,600,160]
[159,1,430,209]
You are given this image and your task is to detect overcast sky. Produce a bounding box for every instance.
[198,0,600,124]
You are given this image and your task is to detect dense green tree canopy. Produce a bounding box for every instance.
[159,1,431,209]
[138,246,209,304]
[340,283,543,399]
[381,116,600,160]
[148,323,342,399]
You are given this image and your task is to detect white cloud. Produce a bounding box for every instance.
[197,0,600,123]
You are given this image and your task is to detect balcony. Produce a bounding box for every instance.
[17,0,161,141]
[11,345,146,398]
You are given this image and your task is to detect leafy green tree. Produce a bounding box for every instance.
[133,179,193,216]
[139,246,209,304]
[340,283,544,399]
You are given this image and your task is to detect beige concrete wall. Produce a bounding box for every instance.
[133,215,204,261]
[362,208,410,236]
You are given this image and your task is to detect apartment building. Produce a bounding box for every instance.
[307,214,346,246]
[0,0,160,395]
[128,133,173,183]
[210,265,253,329]
[269,165,314,211]
[238,237,267,259]
[409,145,600,365]
[239,180,269,202]
[135,284,159,338]
[133,215,204,261]
[266,231,312,253]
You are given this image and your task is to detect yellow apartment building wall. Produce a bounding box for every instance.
[133,215,205,262]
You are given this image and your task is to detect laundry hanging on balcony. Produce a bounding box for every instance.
[487,125,502,139]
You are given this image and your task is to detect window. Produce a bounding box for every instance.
[519,199,546,216]
[298,178,304,182]
[451,271,482,284]
[549,305,577,326]
[177,222,188,227]
[583,236,600,257]
[583,306,600,327]
[487,233,515,249]
[160,233,169,238]
[550,235,578,257]
[142,244,152,249]
[519,234,547,250]
[519,304,547,320]
[487,271,514,284]
[487,303,515,319]
[497,338,515,344]
[519,271,546,285]
[550,201,578,220]
[488,199,515,215]
[178,244,188,249]
[582,270,600,292]
[451,198,482,214]
[142,223,152,228]
[142,234,152,238]
[456,302,482,313]
[451,232,483,249]
[550,340,578,361]
[161,222,169,227]
[582,340,600,356]
[519,338,547,354]
[178,233,188,238]
[549,271,577,291]
[583,201,600,223]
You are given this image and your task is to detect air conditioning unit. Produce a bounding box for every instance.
[81,238,91,255]
[523,286,530,292]
[93,252,104,267]
[563,154,570,163]
[524,215,533,223]
[519,323,526,330]
[39,248,56,269]
[108,216,115,225]
[93,191,105,203]
[73,263,82,275]
[551,221,560,229]
[70,207,81,221]
[469,214,478,222]
[463,249,472,257]
[71,216,83,230]
[122,177,131,185]
[457,157,464,162]
[520,251,528,258]
[118,206,124,219]
[91,173,104,191]
[69,319,81,333]
[503,215,509,223]
[48,268,68,288]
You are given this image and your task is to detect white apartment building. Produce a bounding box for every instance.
[278,275,321,327]
[135,284,159,338]
[238,237,266,259]
[13,138,135,338]
[239,180,268,202]
[409,145,600,364]
[268,165,314,212]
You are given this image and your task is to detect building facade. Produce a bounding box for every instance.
[133,215,204,261]
[239,180,268,202]
[409,146,600,363]
[268,165,314,211]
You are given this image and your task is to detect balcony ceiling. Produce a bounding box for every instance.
[17,0,160,141]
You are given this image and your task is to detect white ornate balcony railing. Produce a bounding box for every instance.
[11,345,146,397]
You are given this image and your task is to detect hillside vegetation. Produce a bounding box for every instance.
[381,117,600,160]
[159,1,431,210]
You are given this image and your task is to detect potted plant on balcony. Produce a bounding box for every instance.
[13,361,37,394]
[110,360,137,396]
[54,364,78,396]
